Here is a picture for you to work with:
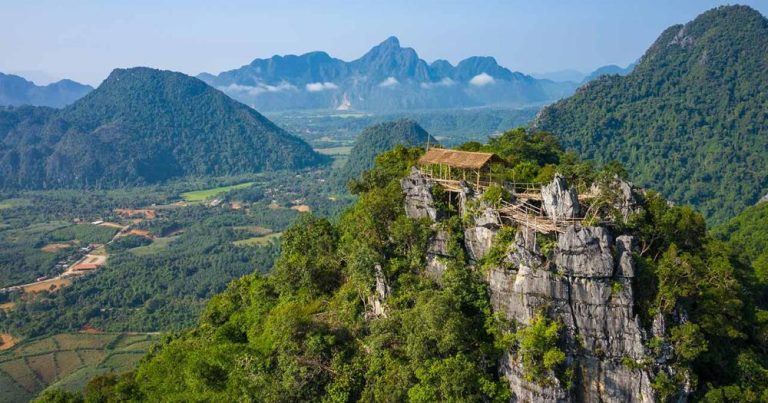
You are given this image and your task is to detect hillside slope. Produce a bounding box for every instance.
[533,5,768,224]
[0,68,327,189]
[337,119,436,183]
[0,73,93,108]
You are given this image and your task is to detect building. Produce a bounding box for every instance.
[417,148,505,188]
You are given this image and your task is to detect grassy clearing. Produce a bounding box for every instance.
[0,198,31,210]
[129,236,176,256]
[233,232,282,247]
[180,182,254,202]
[315,146,353,156]
[0,332,160,399]
[233,226,273,235]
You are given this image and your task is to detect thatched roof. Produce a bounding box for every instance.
[418,148,503,169]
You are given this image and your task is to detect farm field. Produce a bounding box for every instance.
[180,181,255,202]
[129,235,178,256]
[233,232,282,247]
[314,146,353,156]
[0,332,159,402]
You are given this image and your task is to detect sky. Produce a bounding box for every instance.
[2,0,767,86]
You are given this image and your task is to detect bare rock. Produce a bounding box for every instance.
[542,174,581,220]
[401,168,439,221]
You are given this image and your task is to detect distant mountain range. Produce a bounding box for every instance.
[0,73,93,108]
[198,37,579,112]
[0,67,326,189]
[534,5,768,224]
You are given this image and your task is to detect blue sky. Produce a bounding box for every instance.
[2,0,766,85]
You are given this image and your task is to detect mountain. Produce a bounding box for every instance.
[53,131,767,401]
[581,63,635,82]
[713,200,768,284]
[0,73,92,107]
[199,36,578,112]
[533,5,768,224]
[338,119,436,183]
[0,67,327,189]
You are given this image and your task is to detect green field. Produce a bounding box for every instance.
[233,232,282,247]
[179,182,255,202]
[129,236,177,256]
[314,146,353,156]
[315,147,352,170]
[0,332,159,402]
[0,198,31,210]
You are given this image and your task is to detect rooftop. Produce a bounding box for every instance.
[418,148,502,169]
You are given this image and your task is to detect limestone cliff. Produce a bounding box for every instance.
[402,170,678,402]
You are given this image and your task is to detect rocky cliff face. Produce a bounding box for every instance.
[402,171,669,402]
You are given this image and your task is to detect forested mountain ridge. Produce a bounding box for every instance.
[0,67,327,189]
[337,119,436,184]
[533,5,768,224]
[0,72,93,108]
[199,36,577,111]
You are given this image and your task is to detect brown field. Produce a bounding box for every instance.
[76,350,107,367]
[22,278,71,293]
[0,302,16,311]
[291,204,311,213]
[0,334,16,350]
[54,334,113,350]
[98,222,124,229]
[16,337,57,355]
[54,350,83,375]
[127,229,153,239]
[27,354,57,384]
[115,208,156,220]
[40,243,74,253]
[79,325,102,335]
[0,332,159,399]
[269,202,281,209]
[0,360,40,392]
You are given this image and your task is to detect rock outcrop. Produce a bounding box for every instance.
[401,167,440,220]
[489,225,655,402]
[590,176,642,221]
[464,205,502,262]
[401,169,664,402]
[541,175,580,220]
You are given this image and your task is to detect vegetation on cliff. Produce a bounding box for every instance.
[36,129,768,402]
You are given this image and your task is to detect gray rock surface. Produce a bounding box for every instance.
[425,229,451,282]
[401,167,667,402]
[542,174,581,220]
[401,168,439,220]
[488,225,656,402]
[367,264,390,318]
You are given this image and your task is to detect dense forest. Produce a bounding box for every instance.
[335,119,436,185]
[39,129,766,402]
[0,67,327,189]
[534,5,768,224]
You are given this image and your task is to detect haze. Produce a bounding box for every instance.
[2,0,767,86]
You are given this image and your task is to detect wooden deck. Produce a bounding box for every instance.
[421,172,596,234]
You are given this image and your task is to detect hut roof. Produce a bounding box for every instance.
[418,148,503,169]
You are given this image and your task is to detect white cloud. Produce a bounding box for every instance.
[378,77,399,88]
[305,82,339,92]
[220,82,297,96]
[420,77,456,89]
[469,73,495,87]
